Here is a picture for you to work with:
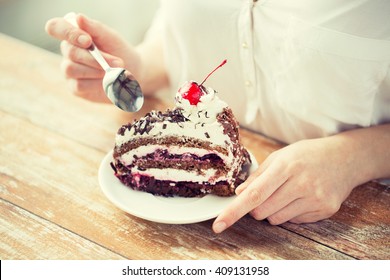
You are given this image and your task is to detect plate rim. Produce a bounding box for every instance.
[98,149,258,224]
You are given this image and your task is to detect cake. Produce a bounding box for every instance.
[111,60,252,197]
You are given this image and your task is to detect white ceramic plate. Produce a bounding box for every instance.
[98,150,258,224]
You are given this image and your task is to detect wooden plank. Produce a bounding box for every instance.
[0,112,351,259]
[0,199,124,260]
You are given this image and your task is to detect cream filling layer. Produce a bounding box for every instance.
[131,167,227,183]
[119,145,232,166]
[116,120,229,146]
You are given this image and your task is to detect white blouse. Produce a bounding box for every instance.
[149,0,390,144]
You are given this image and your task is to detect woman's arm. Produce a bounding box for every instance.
[213,124,390,233]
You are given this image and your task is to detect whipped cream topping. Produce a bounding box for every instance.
[115,112,230,147]
[116,82,232,148]
[175,81,228,124]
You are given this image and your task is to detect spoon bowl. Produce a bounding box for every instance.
[104,68,144,112]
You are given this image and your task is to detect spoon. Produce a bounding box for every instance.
[64,12,144,112]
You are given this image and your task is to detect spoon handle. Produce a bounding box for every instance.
[86,43,111,71]
[64,12,111,71]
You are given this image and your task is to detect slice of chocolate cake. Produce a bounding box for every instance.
[111,61,252,197]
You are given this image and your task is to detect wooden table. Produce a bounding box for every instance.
[0,33,389,260]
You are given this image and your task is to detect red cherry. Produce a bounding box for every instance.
[180,82,203,105]
[180,59,227,105]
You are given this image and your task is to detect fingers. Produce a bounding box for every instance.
[59,40,124,101]
[45,13,114,51]
[213,162,288,233]
[249,180,341,225]
[46,14,130,103]
[59,42,124,101]
[264,194,340,225]
[45,14,122,51]
[45,17,92,48]
[249,179,296,221]
[46,13,131,59]
[60,40,124,70]
[61,59,105,79]
[235,150,279,195]
[66,79,110,103]
[288,197,341,224]
[265,199,309,225]
[212,138,352,233]
[76,14,126,53]
[234,166,262,195]
[60,40,98,69]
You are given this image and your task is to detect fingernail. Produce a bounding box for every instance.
[213,221,226,233]
[111,59,123,67]
[235,185,245,195]
[77,35,90,46]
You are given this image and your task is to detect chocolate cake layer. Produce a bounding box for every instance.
[116,173,236,197]
[114,135,229,158]
[130,149,228,175]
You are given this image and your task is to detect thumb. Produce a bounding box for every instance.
[76,13,129,54]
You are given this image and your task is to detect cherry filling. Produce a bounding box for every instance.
[144,149,223,162]
[128,149,225,172]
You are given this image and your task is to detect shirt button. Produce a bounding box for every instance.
[245,80,252,87]
[242,42,248,49]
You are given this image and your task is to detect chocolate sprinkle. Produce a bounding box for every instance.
[110,162,117,173]
[116,108,189,136]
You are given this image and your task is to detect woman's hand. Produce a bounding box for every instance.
[45,14,142,102]
[213,135,370,233]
